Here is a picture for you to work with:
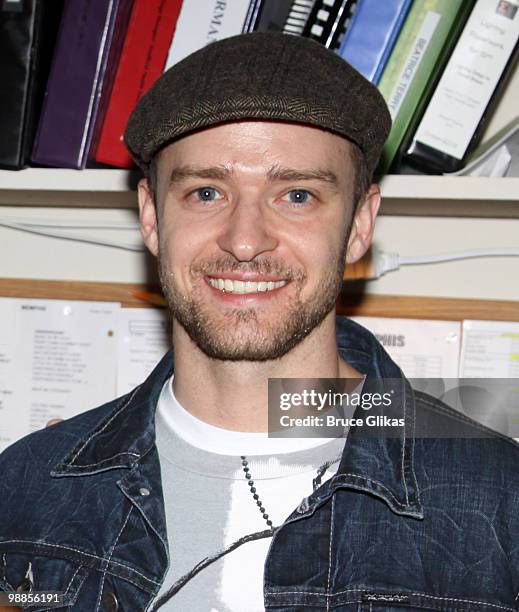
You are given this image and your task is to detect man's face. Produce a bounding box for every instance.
[139,121,377,361]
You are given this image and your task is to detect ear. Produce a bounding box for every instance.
[345,184,381,264]
[138,178,159,257]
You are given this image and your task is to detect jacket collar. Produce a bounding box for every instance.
[51,316,422,518]
[333,317,422,518]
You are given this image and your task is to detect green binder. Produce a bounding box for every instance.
[377,0,475,174]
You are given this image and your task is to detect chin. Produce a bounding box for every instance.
[179,309,326,362]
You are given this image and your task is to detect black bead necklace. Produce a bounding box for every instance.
[240,455,339,531]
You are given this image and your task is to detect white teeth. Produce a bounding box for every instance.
[208,278,287,294]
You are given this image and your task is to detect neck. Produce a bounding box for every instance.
[171,312,363,432]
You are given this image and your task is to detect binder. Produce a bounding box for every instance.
[406,0,519,173]
[164,0,251,70]
[94,0,183,168]
[302,0,356,49]
[337,0,412,84]
[31,0,134,169]
[376,0,475,174]
[243,0,294,33]
[0,0,63,169]
[282,0,316,35]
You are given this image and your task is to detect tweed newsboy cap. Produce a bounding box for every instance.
[124,32,392,175]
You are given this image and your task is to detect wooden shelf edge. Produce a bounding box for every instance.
[0,279,156,308]
[0,278,517,321]
[337,292,519,322]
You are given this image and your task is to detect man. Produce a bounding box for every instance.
[1,32,519,612]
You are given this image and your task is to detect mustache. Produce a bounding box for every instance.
[190,256,305,281]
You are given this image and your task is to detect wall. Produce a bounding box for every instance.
[1,206,518,301]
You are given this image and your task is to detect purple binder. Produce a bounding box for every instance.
[32,0,133,169]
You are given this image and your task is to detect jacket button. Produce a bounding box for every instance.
[101,591,119,612]
[15,578,32,592]
[296,496,310,514]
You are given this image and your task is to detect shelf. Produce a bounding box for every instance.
[1,168,519,217]
[0,168,138,208]
[379,175,519,217]
[1,278,518,320]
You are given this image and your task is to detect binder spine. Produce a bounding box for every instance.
[0,0,37,168]
[337,0,412,84]
[302,0,356,49]
[245,0,294,33]
[88,0,135,164]
[376,0,475,174]
[282,0,315,35]
[0,0,63,169]
[31,0,121,169]
[406,0,519,173]
[94,0,182,168]
[164,0,251,70]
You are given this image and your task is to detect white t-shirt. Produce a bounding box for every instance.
[151,375,364,611]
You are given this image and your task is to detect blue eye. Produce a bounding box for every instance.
[281,190,313,206]
[194,187,222,202]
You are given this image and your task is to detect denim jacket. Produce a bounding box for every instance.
[1,316,519,612]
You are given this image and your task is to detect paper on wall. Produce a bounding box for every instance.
[459,320,519,438]
[116,307,170,396]
[349,316,461,378]
[460,319,519,377]
[0,298,119,453]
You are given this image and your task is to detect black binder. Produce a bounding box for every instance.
[302,0,356,49]
[0,0,63,169]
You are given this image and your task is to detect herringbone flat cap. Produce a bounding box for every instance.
[124,32,391,175]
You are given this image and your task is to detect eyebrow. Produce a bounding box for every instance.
[168,164,340,188]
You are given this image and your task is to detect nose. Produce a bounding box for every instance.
[216,197,278,261]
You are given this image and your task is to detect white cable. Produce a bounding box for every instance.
[371,246,519,279]
[0,215,139,230]
[399,248,519,265]
[22,221,139,230]
[0,221,145,252]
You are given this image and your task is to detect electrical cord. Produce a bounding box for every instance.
[369,245,519,279]
[0,220,145,252]
[0,213,140,229]
[9,219,139,229]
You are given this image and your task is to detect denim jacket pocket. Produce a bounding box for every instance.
[0,545,89,610]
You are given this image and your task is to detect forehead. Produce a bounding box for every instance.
[156,121,353,178]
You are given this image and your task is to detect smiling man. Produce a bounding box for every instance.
[1,32,519,612]
[137,120,372,433]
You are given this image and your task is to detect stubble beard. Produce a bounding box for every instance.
[157,239,348,362]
